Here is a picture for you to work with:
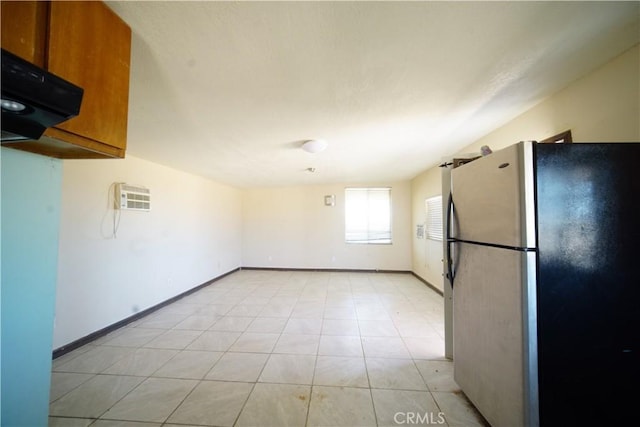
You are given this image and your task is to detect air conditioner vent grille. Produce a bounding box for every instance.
[116,183,151,211]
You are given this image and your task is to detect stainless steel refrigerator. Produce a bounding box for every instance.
[446,141,638,426]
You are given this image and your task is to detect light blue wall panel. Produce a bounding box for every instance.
[1,147,62,426]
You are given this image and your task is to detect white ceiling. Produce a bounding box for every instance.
[107,1,639,188]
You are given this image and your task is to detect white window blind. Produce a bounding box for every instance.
[425,195,443,241]
[345,187,392,244]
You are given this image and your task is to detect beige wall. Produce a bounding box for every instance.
[242,182,412,271]
[54,155,242,348]
[411,44,640,289]
[410,166,444,290]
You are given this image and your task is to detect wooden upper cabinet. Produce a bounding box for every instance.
[1,1,131,159]
[46,1,131,156]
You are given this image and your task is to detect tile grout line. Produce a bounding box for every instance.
[362,274,381,427]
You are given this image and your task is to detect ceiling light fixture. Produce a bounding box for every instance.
[302,139,328,154]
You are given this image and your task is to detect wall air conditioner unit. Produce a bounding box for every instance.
[115,183,151,211]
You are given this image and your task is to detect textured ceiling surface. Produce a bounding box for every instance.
[107,1,639,188]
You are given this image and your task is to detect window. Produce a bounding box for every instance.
[425,195,443,241]
[345,187,392,244]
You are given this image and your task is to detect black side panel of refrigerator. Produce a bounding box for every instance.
[535,143,640,425]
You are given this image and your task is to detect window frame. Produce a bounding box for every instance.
[540,129,573,144]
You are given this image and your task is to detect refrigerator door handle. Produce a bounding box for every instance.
[446,193,455,287]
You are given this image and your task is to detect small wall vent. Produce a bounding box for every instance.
[115,183,151,211]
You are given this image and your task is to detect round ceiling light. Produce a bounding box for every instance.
[302,139,328,154]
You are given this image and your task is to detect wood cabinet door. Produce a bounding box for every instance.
[47,1,131,152]
[0,1,48,66]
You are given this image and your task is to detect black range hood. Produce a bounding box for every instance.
[1,48,84,142]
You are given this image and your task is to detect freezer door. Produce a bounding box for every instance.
[453,243,538,427]
[450,142,535,248]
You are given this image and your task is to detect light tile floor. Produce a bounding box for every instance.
[49,270,487,426]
